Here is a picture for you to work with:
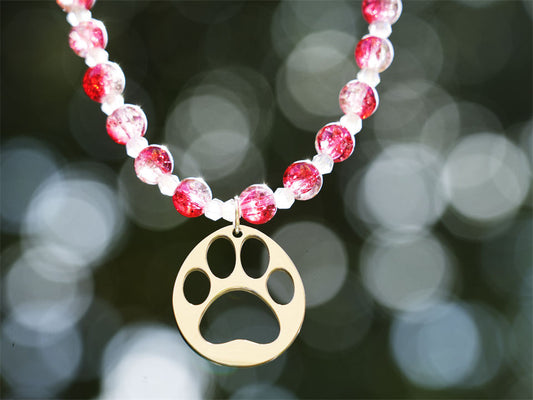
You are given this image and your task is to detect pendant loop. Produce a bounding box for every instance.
[233,196,241,236]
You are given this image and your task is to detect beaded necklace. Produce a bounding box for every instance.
[56,0,402,367]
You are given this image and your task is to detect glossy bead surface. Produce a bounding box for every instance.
[339,114,362,136]
[339,80,378,119]
[204,198,224,221]
[134,145,173,185]
[274,187,295,209]
[106,105,147,144]
[283,161,323,201]
[355,36,393,72]
[57,0,95,12]
[126,137,148,158]
[173,178,212,218]
[82,62,125,103]
[69,19,107,58]
[315,124,355,163]
[158,174,180,196]
[369,21,392,38]
[362,0,402,25]
[222,199,236,222]
[239,184,277,225]
[312,153,334,175]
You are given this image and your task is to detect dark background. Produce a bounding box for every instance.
[1,0,532,399]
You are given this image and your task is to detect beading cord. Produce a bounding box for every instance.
[57,0,403,225]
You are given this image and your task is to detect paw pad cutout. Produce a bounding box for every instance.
[173,225,305,367]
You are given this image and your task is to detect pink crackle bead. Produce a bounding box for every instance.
[57,0,96,12]
[355,35,393,72]
[69,19,107,58]
[283,161,323,201]
[315,124,355,163]
[239,184,277,224]
[106,105,147,145]
[173,178,212,218]
[339,80,378,119]
[82,62,125,103]
[362,0,403,25]
[134,145,173,185]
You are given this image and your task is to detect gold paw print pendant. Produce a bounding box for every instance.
[172,225,305,367]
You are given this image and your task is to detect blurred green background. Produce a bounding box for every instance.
[1,0,532,399]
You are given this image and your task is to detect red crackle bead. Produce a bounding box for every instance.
[173,178,212,218]
[315,124,355,163]
[239,184,277,224]
[69,19,107,58]
[355,35,393,72]
[339,80,378,119]
[362,0,403,25]
[106,105,147,145]
[134,145,173,185]
[82,62,125,103]
[57,0,96,12]
[283,161,323,201]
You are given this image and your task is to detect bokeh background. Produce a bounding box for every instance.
[1,0,532,398]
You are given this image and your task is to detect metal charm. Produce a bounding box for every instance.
[172,225,305,367]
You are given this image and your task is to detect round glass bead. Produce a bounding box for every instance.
[173,178,212,218]
[362,0,402,25]
[134,145,173,185]
[283,161,323,201]
[315,123,355,163]
[82,62,125,103]
[339,80,379,119]
[57,0,96,12]
[239,184,277,225]
[69,19,107,58]
[355,35,394,72]
[106,105,147,145]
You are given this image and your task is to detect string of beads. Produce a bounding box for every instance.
[57,0,403,225]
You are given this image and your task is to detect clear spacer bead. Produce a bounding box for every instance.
[158,174,180,196]
[339,114,362,136]
[357,69,381,87]
[85,47,109,67]
[204,198,224,221]
[101,94,125,115]
[368,21,392,38]
[222,199,236,222]
[312,153,334,175]
[126,136,149,158]
[274,187,295,209]
[66,9,92,26]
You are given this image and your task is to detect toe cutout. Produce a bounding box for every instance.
[184,270,210,305]
[207,238,235,279]
[267,269,294,305]
[200,291,280,344]
[241,238,269,279]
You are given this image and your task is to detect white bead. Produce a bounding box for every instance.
[368,21,392,38]
[357,69,381,87]
[101,94,125,115]
[66,9,92,26]
[274,187,295,209]
[85,48,109,67]
[222,199,236,222]
[312,154,334,175]
[158,174,180,196]
[339,114,362,136]
[204,198,224,221]
[126,137,149,158]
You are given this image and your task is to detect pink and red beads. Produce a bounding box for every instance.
[355,36,393,72]
[315,124,355,163]
[339,80,378,119]
[69,19,107,57]
[57,0,95,12]
[134,145,173,185]
[82,62,125,103]
[362,0,403,25]
[283,161,323,201]
[173,178,212,218]
[106,105,147,144]
[239,185,277,224]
